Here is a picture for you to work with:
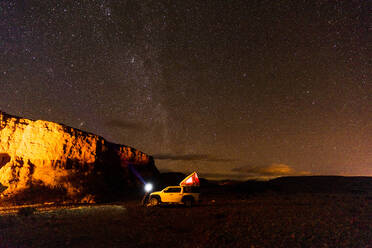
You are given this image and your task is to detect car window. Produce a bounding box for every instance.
[164,187,181,193]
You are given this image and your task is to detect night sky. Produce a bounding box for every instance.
[1,0,371,180]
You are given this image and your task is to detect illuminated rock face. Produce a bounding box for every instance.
[0,111,158,203]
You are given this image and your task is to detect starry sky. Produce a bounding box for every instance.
[1,0,371,180]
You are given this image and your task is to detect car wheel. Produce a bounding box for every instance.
[149,197,159,206]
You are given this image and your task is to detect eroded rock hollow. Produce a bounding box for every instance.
[0,111,159,203]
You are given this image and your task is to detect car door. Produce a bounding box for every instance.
[171,187,183,202]
[163,187,182,202]
[162,187,172,202]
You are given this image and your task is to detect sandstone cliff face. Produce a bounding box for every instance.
[0,111,159,203]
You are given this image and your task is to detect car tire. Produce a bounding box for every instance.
[149,197,159,206]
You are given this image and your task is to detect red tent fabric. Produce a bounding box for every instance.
[179,172,200,186]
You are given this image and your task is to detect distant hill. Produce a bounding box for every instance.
[156,173,372,195]
[268,176,372,194]
[231,176,372,195]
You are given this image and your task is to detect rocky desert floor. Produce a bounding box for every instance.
[1,191,372,248]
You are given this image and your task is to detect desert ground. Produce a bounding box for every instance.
[1,179,372,248]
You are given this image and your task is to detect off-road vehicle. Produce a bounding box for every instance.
[147,172,200,207]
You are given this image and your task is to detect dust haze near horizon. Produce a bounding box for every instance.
[1,0,370,180]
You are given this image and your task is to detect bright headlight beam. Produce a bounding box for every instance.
[144,183,153,192]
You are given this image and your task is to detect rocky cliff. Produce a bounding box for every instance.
[0,111,159,203]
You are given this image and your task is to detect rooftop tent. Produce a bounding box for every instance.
[179,172,200,186]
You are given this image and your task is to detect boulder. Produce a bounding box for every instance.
[0,111,159,203]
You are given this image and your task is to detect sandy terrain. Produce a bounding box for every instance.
[1,190,372,248]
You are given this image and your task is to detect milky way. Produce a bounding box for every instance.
[1,0,371,179]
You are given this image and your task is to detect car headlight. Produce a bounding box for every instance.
[144,183,153,192]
